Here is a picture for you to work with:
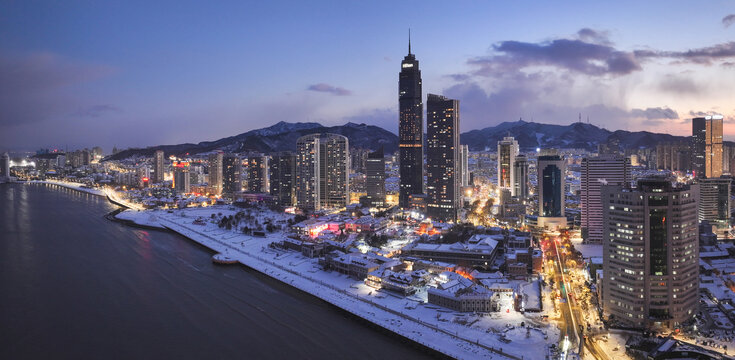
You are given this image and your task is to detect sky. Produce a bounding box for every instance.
[1,1,735,152]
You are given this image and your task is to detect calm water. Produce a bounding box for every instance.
[0,183,431,359]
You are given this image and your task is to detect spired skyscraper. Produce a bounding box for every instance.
[398,35,424,208]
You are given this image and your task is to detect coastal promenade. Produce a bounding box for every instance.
[114,207,553,360]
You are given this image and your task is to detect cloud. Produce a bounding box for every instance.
[467,34,642,77]
[0,52,115,127]
[724,14,735,28]
[635,42,735,65]
[73,104,123,118]
[306,83,352,96]
[576,28,611,45]
[630,107,679,121]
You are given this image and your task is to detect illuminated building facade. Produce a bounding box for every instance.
[692,115,723,178]
[398,37,423,208]
[581,155,632,243]
[208,152,223,195]
[296,133,349,211]
[248,154,269,193]
[498,137,518,190]
[222,153,241,196]
[426,94,460,222]
[602,177,699,329]
[512,154,529,199]
[365,147,386,208]
[173,161,190,194]
[153,150,165,184]
[269,151,296,207]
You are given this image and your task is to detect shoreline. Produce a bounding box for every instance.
[114,207,537,360]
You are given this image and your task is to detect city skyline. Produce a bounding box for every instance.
[2,1,735,151]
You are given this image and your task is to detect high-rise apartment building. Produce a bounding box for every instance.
[459,145,469,187]
[153,150,165,184]
[269,152,296,207]
[248,154,269,193]
[296,133,349,211]
[692,115,723,178]
[173,161,190,194]
[581,155,632,243]
[498,137,518,190]
[602,177,699,329]
[365,147,386,208]
[513,154,529,199]
[208,153,223,196]
[426,94,460,222]
[398,37,424,208]
[222,154,242,196]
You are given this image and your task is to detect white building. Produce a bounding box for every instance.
[580,155,632,243]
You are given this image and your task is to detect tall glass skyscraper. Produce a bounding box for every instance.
[426,94,460,222]
[398,37,423,208]
[692,115,723,178]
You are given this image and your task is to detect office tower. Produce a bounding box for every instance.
[222,153,242,196]
[512,154,529,199]
[692,115,723,178]
[698,177,731,233]
[459,145,469,187]
[208,152,223,196]
[173,161,190,194]
[81,149,91,166]
[269,152,297,207]
[580,155,632,243]
[0,152,9,178]
[398,36,423,208]
[296,133,349,211]
[426,94,460,222]
[537,149,566,228]
[497,136,518,189]
[365,147,386,208]
[248,154,269,193]
[153,150,165,184]
[602,177,699,329]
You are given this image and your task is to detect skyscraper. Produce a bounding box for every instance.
[153,150,165,184]
[602,177,699,329]
[498,137,518,190]
[365,147,386,208]
[222,153,241,196]
[692,115,723,178]
[398,35,423,208]
[208,152,223,196]
[459,145,469,187]
[269,152,296,207]
[296,133,349,211]
[698,177,731,234]
[173,161,190,194]
[512,154,529,199]
[248,154,269,193]
[580,155,632,243]
[426,94,460,222]
[537,149,566,228]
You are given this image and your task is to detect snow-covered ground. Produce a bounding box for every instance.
[117,206,558,360]
[35,180,105,196]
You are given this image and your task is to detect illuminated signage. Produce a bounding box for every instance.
[402,63,413,68]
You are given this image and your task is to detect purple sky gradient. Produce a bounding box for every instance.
[1,1,734,152]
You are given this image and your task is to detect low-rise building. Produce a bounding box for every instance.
[402,234,499,270]
[428,274,498,312]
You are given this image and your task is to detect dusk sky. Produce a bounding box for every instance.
[2,1,735,152]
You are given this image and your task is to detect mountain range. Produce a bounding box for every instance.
[105,120,693,160]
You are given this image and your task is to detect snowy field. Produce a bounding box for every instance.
[117,206,559,360]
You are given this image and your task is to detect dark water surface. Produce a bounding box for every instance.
[0,183,430,359]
